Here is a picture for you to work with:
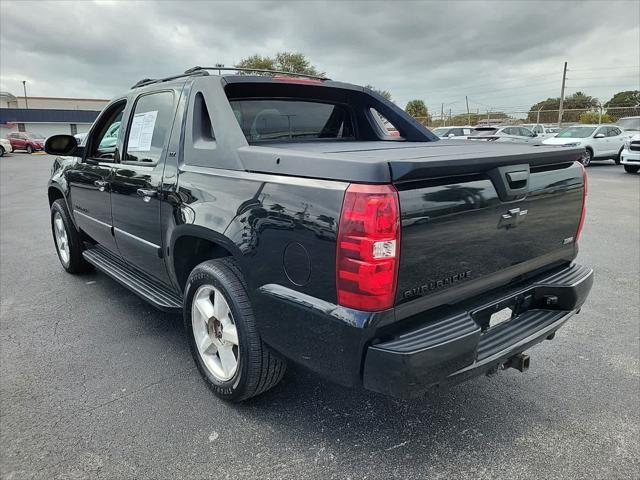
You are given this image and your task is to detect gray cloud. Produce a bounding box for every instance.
[1,0,638,115]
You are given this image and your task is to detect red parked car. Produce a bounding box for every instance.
[6,132,45,153]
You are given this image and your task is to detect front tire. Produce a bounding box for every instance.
[184,258,286,402]
[582,148,593,167]
[624,165,639,174]
[615,147,623,165]
[50,199,91,273]
[0,146,5,157]
[26,145,33,154]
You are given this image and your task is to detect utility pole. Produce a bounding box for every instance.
[465,96,471,126]
[598,103,603,124]
[22,80,28,109]
[441,103,444,126]
[449,108,452,124]
[557,61,567,127]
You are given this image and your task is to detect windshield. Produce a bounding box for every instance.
[556,126,596,138]
[432,128,449,137]
[230,99,354,142]
[616,117,640,131]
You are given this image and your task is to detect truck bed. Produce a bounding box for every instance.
[238,140,585,182]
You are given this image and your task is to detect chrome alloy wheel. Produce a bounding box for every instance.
[191,285,240,381]
[53,211,70,264]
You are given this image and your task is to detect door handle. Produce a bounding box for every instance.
[137,188,158,202]
[94,180,108,191]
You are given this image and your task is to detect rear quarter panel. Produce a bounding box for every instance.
[170,167,347,302]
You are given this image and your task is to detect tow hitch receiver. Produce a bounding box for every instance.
[503,353,530,372]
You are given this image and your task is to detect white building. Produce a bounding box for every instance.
[0,92,109,138]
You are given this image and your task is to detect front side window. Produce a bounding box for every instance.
[230,99,354,142]
[88,102,125,161]
[125,91,175,164]
[607,127,621,137]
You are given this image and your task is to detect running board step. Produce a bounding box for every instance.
[83,246,183,312]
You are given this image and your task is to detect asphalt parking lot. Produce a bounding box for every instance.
[1,153,638,480]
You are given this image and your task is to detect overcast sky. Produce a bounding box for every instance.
[1,0,638,115]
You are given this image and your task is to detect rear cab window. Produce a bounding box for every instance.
[230,99,354,142]
[222,80,432,144]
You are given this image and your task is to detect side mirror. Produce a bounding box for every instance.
[447,133,455,138]
[44,134,81,156]
[594,133,605,139]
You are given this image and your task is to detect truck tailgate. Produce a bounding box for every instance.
[392,149,586,317]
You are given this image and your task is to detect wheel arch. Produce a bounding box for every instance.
[169,225,243,292]
[48,185,65,206]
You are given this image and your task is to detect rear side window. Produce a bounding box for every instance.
[229,99,354,142]
[125,91,175,164]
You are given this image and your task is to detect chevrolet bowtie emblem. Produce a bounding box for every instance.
[498,207,528,229]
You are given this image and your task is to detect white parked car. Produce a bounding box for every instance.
[542,124,626,166]
[431,126,474,139]
[620,134,640,174]
[521,123,557,138]
[616,116,640,138]
[0,138,12,156]
[468,125,542,144]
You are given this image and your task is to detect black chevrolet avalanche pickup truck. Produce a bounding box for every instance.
[45,68,593,402]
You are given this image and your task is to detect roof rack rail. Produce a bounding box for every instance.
[130,66,329,90]
[131,78,157,89]
[130,70,210,89]
[184,66,330,81]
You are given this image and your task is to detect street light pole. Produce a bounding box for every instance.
[22,80,29,109]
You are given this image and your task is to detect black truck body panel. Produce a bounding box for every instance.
[47,74,593,398]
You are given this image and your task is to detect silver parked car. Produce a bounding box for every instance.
[468,125,542,144]
[431,126,474,139]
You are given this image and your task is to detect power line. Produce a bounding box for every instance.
[567,84,640,89]
[568,65,640,71]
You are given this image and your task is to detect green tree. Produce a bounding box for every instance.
[604,90,640,108]
[364,85,393,102]
[235,51,324,76]
[527,91,599,122]
[405,100,430,120]
[579,111,612,124]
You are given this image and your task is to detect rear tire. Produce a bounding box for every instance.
[624,165,639,174]
[50,199,92,273]
[26,145,33,154]
[184,258,286,402]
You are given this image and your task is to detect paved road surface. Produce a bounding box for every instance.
[1,154,638,479]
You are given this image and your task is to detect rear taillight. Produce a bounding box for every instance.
[576,163,588,241]
[336,184,400,311]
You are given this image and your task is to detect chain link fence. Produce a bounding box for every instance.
[415,106,640,128]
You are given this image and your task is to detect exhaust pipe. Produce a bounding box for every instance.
[503,353,530,372]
